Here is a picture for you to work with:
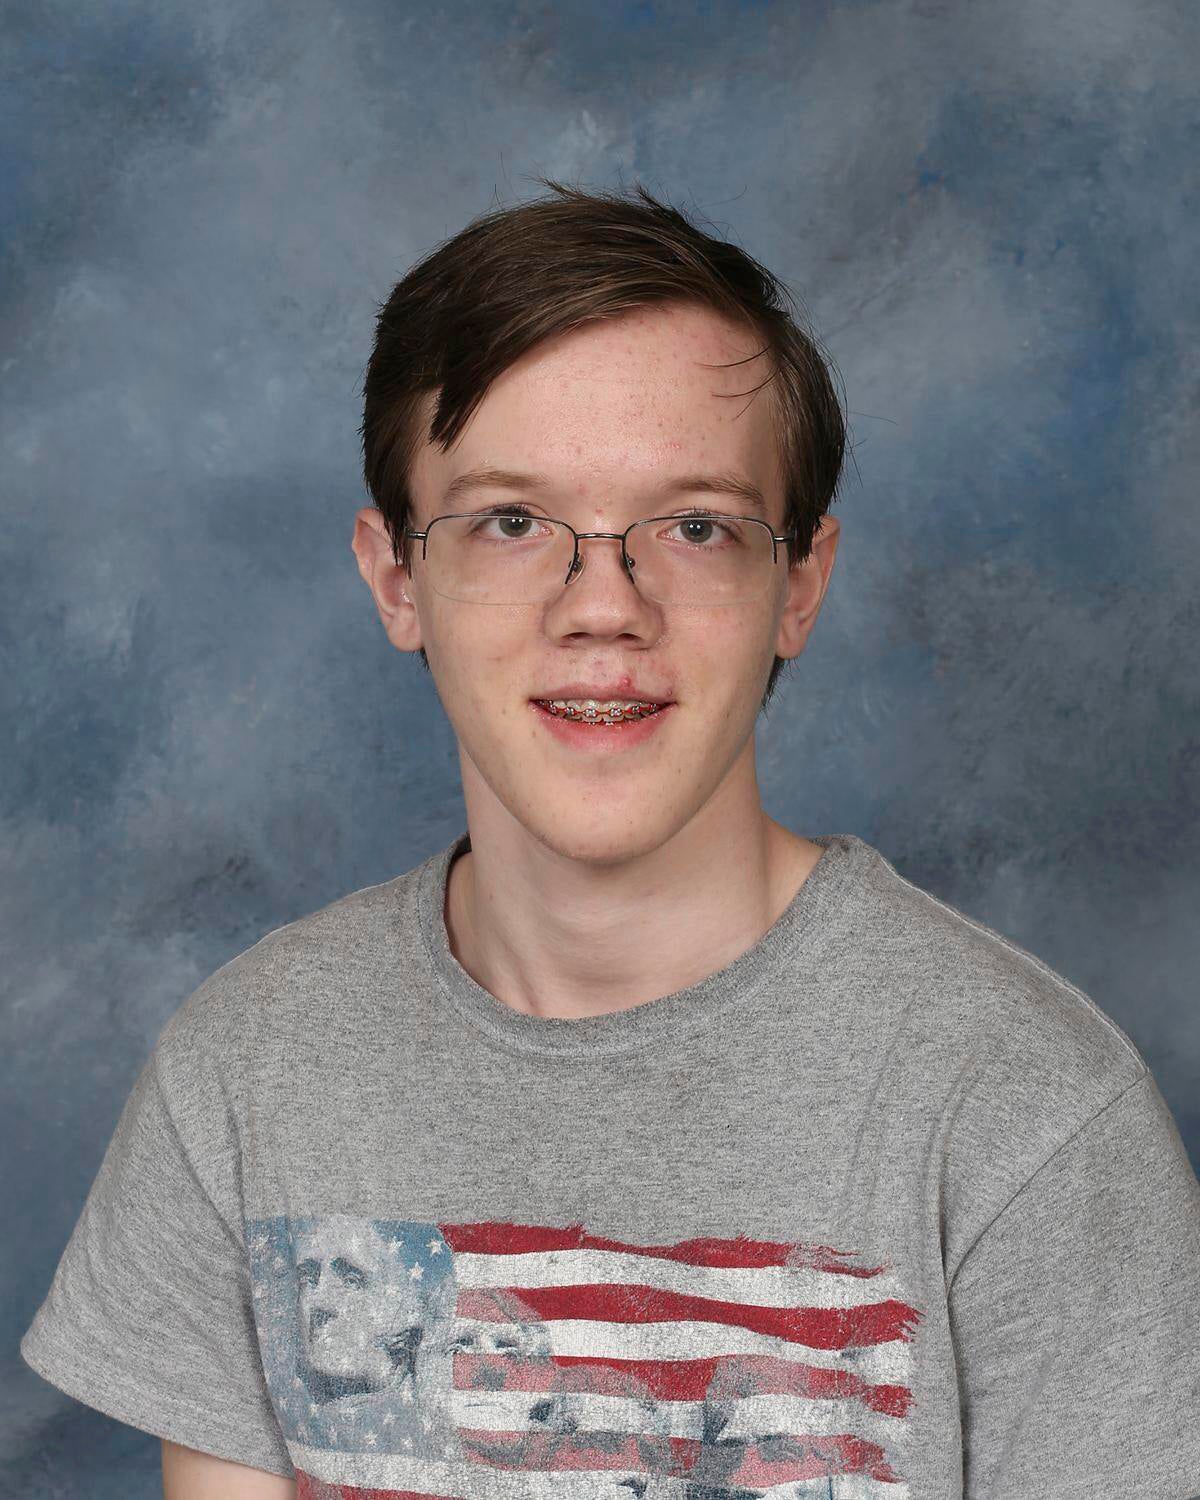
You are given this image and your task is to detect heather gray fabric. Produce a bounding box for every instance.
[21,831,1200,1498]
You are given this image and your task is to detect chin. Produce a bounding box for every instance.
[526,811,684,868]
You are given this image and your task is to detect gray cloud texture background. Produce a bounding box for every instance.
[5,0,1198,1488]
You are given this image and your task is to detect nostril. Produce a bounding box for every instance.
[309,1307,335,1335]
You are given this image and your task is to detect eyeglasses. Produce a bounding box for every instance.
[403,510,796,607]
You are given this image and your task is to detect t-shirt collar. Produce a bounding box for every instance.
[415,829,875,1059]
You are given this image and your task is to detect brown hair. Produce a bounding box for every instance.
[360,177,848,710]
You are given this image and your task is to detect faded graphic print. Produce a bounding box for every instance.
[245,1216,922,1499]
[246,1215,459,1456]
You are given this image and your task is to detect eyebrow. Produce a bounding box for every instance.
[440,465,769,519]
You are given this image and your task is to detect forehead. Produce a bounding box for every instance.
[409,301,781,513]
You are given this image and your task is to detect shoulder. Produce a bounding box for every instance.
[846,842,1156,1270]
[856,839,1147,1081]
[152,860,427,1087]
[853,839,1149,1153]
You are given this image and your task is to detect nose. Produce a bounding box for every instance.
[545,528,662,644]
[565,533,637,591]
[309,1307,336,1336]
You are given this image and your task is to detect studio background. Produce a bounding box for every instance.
[5,0,1197,1491]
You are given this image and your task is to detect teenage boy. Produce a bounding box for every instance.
[22,181,1200,1500]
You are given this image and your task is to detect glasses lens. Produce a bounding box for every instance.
[626,515,776,605]
[421,512,779,605]
[424,513,575,605]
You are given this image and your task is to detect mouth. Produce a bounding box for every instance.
[528,696,676,750]
[531,697,670,725]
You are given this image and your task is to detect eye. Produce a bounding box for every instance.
[467,505,553,542]
[330,1255,368,1288]
[662,512,742,547]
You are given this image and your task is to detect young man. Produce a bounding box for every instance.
[22,181,1200,1500]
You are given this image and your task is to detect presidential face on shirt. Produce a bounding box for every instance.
[450,1288,679,1492]
[292,1217,424,1387]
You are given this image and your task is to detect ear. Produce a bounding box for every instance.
[774,513,841,661]
[351,507,425,653]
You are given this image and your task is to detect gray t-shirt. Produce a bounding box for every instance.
[21,831,1200,1497]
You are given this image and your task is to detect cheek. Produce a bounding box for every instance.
[672,607,775,698]
[428,610,528,722]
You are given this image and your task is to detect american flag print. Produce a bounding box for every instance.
[245,1215,923,1499]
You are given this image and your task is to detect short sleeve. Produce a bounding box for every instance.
[948,1067,1200,1500]
[20,1025,294,1479]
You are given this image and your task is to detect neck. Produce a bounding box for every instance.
[444,752,824,1022]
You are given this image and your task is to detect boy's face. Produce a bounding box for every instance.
[354,300,839,866]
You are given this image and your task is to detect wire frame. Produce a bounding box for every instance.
[404,511,795,607]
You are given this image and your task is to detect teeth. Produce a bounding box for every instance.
[550,698,656,710]
[539,697,664,723]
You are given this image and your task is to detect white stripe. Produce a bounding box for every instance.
[761,1482,911,1500]
[288,1442,911,1499]
[448,1386,906,1443]
[454,1247,909,1310]
[761,1483,910,1500]
[452,1314,915,1382]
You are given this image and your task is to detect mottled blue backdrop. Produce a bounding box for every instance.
[5,0,1198,1491]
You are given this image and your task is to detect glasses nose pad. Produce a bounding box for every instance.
[561,539,638,590]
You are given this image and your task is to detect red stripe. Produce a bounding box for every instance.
[294,1420,905,1498]
[452,1349,914,1415]
[296,1476,463,1500]
[440,1221,889,1276]
[457,1283,921,1349]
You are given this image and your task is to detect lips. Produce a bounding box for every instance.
[536,699,664,722]
[529,697,676,746]
[530,682,674,705]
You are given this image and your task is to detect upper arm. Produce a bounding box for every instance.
[161,1440,296,1500]
[949,1070,1200,1497]
[20,1031,295,1480]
